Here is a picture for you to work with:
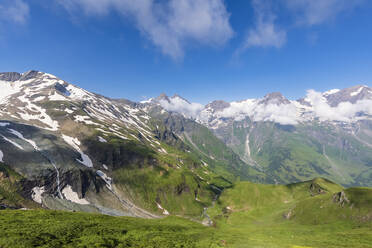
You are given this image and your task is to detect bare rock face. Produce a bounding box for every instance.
[0,72,22,82]
[333,191,350,207]
[309,182,327,196]
[259,92,291,105]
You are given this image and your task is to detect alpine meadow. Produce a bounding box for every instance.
[0,0,372,247]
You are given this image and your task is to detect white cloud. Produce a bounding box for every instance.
[159,97,204,119]
[0,0,29,24]
[285,0,364,26]
[306,90,372,122]
[57,0,233,59]
[242,0,286,49]
[217,99,298,125]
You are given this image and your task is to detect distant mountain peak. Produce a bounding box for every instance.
[325,84,372,107]
[171,94,190,104]
[19,70,42,81]
[205,100,230,112]
[259,92,290,105]
[155,93,170,102]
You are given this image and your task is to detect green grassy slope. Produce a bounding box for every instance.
[83,132,231,218]
[147,107,268,184]
[0,179,371,248]
[207,178,372,248]
[0,210,214,248]
[220,120,372,187]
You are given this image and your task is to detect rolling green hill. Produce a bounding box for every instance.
[206,178,372,248]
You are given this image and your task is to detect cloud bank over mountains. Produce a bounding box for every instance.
[154,86,372,126]
[159,97,204,119]
[306,89,372,123]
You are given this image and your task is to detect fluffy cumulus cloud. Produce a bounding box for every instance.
[57,0,233,59]
[159,97,204,119]
[0,0,29,24]
[243,0,286,49]
[217,99,298,125]
[285,0,364,26]
[306,90,372,122]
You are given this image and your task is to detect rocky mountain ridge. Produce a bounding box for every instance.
[0,70,245,220]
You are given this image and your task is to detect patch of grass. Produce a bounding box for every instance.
[0,210,215,248]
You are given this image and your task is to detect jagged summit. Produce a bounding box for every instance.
[259,92,291,105]
[155,93,170,102]
[153,93,190,104]
[0,70,46,82]
[171,94,190,103]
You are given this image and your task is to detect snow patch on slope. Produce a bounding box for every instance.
[62,185,90,205]
[62,135,93,168]
[350,86,364,96]
[0,150,3,162]
[49,92,67,101]
[7,129,39,150]
[17,94,59,131]
[323,89,340,96]
[156,202,170,215]
[0,135,24,150]
[0,81,21,103]
[32,186,45,204]
[96,170,112,190]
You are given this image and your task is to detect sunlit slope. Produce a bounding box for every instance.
[208,178,372,248]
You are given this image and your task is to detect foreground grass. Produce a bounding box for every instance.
[0,210,214,248]
[0,207,371,248]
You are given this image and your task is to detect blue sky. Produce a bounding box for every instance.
[0,0,372,104]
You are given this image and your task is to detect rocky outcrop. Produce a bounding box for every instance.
[0,72,21,82]
[283,208,295,220]
[309,182,327,196]
[333,191,350,207]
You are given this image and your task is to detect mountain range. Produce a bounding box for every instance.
[0,70,371,220]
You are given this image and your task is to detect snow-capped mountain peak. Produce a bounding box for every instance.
[142,85,372,128]
[259,92,291,105]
